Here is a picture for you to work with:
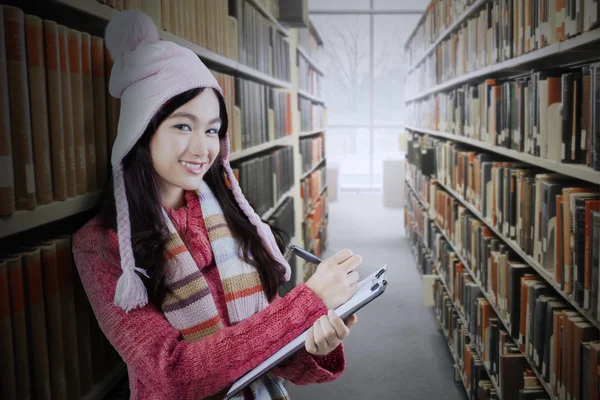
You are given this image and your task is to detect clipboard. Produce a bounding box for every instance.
[225,264,389,399]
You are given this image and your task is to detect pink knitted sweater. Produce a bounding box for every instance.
[71,191,345,399]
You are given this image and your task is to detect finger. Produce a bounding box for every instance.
[345,314,358,329]
[333,249,353,264]
[305,327,318,354]
[346,270,360,285]
[328,310,350,339]
[339,254,362,273]
[319,315,337,345]
[313,317,327,351]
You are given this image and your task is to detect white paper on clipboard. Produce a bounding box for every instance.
[225,264,389,399]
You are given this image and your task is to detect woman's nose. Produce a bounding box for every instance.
[188,133,208,157]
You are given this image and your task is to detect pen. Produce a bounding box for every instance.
[288,245,322,264]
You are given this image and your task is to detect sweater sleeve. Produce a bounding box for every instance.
[269,290,346,385]
[71,222,332,400]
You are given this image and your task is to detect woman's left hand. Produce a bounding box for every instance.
[305,310,358,356]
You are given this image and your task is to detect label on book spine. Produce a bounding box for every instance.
[581,130,587,150]
[0,156,14,188]
[26,163,35,194]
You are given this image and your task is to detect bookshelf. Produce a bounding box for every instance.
[298,89,325,104]
[403,125,600,185]
[0,0,328,398]
[405,2,600,399]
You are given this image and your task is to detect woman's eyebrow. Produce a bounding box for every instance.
[170,112,198,122]
[209,117,222,124]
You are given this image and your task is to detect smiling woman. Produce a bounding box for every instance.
[70,8,363,399]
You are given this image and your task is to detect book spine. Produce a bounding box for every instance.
[0,5,15,216]
[58,25,76,198]
[80,32,97,192]
[91,36,108,188]
[68,29,87,195]
[5,5,36,210]
[0,260,18,400]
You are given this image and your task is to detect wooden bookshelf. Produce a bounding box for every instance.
[435,179,600,332]
[405,29,600,103]
[301,158,326,180]
[245,0,289,37]
[229,135,294,162]
[1,0,328,397]
[0,192,102,239]
[297,46,324,76]
[405,0,487,73]
[52,0,293,89]
[262,186,296,221]
[299,128,326,137]
[404,125,600,185]
[298,89,325,104]
[406,179,556,399]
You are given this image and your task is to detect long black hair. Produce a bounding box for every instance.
[97,88,288,307]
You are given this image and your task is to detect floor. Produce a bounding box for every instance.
[286,193,468,400]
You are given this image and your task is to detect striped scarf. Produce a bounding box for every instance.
[159,180,289,399]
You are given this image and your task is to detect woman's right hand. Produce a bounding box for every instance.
[305,249,362,310]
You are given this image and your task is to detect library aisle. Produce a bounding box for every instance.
[287,194,466,400]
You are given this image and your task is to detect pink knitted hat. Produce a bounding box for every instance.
[105,9,291,312]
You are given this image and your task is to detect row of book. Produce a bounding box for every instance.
[404,1,600,97]
[420,133,600,315]
[0,4,298,218]
[407,142,600,399]
[298,28,324,71]
[433,277,555,400]
[407,185,549,400]
[265,195,295,249]
[231,146,294,218]
[97,0,291,82]
[300,166,326,218]
[298,55,322,98]
[404,0,477,66]
[0,235,122,400]
[299,99,325,133]
[303,205,328,255]
[405,64,600,170]
[235,77,292,150]
[1,5,119,216]
[299,135,325,176]
[407,178,600,400]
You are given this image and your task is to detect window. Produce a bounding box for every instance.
[310,3,423,190]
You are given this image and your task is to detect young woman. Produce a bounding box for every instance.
[72,9,362,400]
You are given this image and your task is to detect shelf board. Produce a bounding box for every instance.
[319,184,328,196]
[434,179,600,331]
[301,159,326,180]
[407,179,555,399]
[52,0,292,89]
[299,128,326,137]
[1,192,102,239]
[405,126,600,185]
[406,0,487,74]
[245,0,289,37]
[303,188,328,220]
[229,135,294,162]
[262,186,295,221]
[297,46,324,76]
[298,89,325,104]
[82,362,127,400]
[405,28,600,102]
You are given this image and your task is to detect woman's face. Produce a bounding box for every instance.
[150,89,221,206]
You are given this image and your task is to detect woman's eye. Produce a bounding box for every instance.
[175,124,191,132]
[207,128,219,135]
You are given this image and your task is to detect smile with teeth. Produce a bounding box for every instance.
[180,161,204,173]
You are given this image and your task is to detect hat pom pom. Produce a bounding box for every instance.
[105,9,159,59]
